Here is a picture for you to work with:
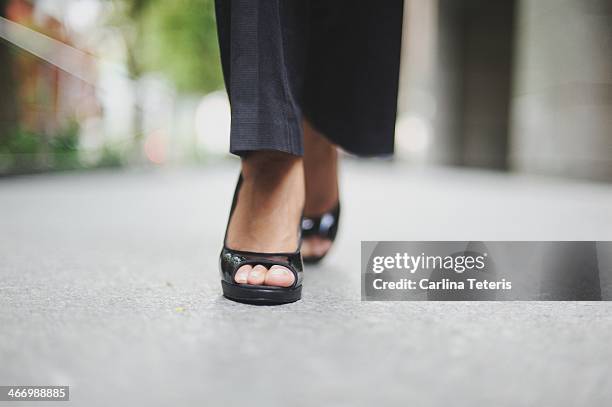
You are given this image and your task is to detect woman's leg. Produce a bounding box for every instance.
[302,119,339,259]
[216,0,308,287]
[215,0,403,286]
[215,0,308,156]
[227,151,304,287]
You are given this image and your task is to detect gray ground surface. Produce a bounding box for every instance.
[1,160,612,406]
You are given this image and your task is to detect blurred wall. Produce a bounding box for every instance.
[426,0,612,181]
[510,0,612,181]
[434,0,515,169]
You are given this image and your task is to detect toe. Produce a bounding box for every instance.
[303,237,332,258]
[313,239,332,256]
[234,265,252,284]
[247,264,267,285]
[302,238,316,257]
[264,265,295,287]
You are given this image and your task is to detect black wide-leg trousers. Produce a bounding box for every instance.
[215,0,404,157]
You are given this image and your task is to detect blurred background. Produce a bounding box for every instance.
[2,3,612,404]
[0,0,611,180]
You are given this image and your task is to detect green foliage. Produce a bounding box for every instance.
[97,145,124,168]
[134,0,224,93]
[50,121,81,170]
[0,129,42,171]
[1,129,42,154]
[0,123,126,174]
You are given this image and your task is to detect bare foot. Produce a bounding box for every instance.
[226,151,304,287]
[302,119,339,259]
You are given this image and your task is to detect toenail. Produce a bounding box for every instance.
[250,269,261,277]
[270,267,287,276]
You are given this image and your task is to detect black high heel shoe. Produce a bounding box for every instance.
[219,174,303,305]
[301,203,340,264]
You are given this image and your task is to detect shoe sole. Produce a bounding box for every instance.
[221,280,302,305]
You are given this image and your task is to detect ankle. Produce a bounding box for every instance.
[302,124,339,215]
[303,119,334,151]
[242,151,303,183]
[304,190,338,215]
[226,151,304,253]
[239,151,305,212]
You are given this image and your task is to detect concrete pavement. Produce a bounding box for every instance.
[1,160,612,406]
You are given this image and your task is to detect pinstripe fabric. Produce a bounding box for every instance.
[215,0,404,157]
